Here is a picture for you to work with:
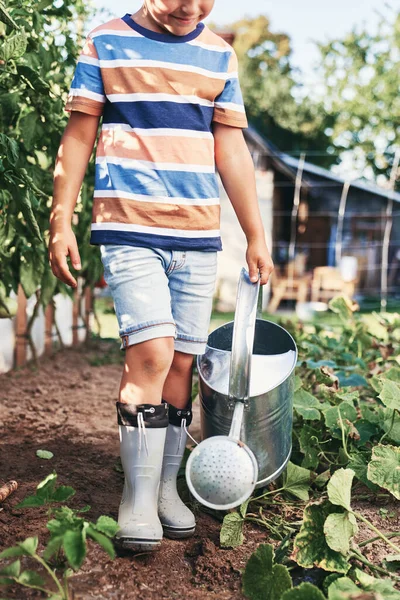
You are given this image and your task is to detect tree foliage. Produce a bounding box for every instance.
[0,0,102,317]
[317,7,400,182]
[227,15,334,167]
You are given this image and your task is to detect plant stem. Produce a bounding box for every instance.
[351,511,400,554]
[14,580,50,594]
[33,554,65,599]
[358,532,400,548]
[253,486,285,501]
[337,406,352,461]
[379,409,396,443]
[350,550,400,580]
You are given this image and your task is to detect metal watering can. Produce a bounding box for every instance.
[185,268,297,510]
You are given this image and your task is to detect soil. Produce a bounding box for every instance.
[1,338,399,599]
[0,339,267,600]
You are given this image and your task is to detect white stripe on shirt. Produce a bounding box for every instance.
[68,88,106,103]
[98,58,235,80]
[91,222,220,238]
[93,190,220,206]
[101,124,214,139]
[96,156,215,173]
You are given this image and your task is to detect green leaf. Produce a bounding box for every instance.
[0,546,25,559]
[323,512,358,555]
[378,380,400,411]
[40,264,58,309]
[0,575,15,585]
[314,470,330,489]
[293,389,321,421]
[298,425,321,469]
[292,501,350,573]
[294,375,303,392]
[36,472,57,500]
[367,444,400,499]
[242,543,292,600]
[0,560,20,578]
[327,576,360,599]
[0,1,19,29]
[42,536,63,561]
[220,512,244,548]
[36,450,53,460]
[94,515,119,537]
[17,65,50,94]
[63,529,86,571]
[18,537,38,557]
[86,526,116,559]
[17,570,45,587]
[15,495,45,508]
[353,567,400,599]
[328,296,355,321]
[240,497,250,518]
[20,257,43,298]
[18,189,43,241]
[324,402,357,438]
[371,367,400,393]
[383,554,400,573]
[18,111,38,152]
[0,30,27,61]
[51,486,75,503]
[282,462,311,501]
[348,453,379,492]
[327,469,354,511]
[282,582,326,600]
[0,133,19,166]
[377,408,400,444]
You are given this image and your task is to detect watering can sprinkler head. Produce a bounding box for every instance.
[185,269,260,510]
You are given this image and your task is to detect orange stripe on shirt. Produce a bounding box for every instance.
[92,197,220,231]
[96,129,215,165]
[101,66,225,102]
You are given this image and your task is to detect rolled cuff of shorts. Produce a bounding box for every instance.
[119,321,176,349]
[174,333,208,355]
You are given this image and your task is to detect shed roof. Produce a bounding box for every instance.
[244,126,400,204]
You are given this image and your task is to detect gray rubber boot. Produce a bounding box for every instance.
[158,403,196,539]
[115,402,168,551]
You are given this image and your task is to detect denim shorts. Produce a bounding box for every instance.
[100,244,218,355]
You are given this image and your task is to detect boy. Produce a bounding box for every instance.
[49,0,273,551]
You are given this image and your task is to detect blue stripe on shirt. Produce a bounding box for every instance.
[215,76,245,105]
[90,229,222,251]
[102,100,214,131]
[93,35,231,73]
[95,161,219,199]
[71,62,105,96]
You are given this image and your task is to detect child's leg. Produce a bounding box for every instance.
[158,251,218,538]
[119,337,175,405]
[162,350,194,409]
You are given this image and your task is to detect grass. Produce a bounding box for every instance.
[93,293,399,345]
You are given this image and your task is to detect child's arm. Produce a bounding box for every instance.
[213,122,274,285]
[49,112,100,288]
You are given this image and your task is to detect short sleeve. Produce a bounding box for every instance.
[65,35,106,117]
[213,49,248,128]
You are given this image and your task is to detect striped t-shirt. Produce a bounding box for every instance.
[66,14,248,251]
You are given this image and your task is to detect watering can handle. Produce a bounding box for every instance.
[228,268,260,404]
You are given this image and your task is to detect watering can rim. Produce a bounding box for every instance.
[197,318,298,396]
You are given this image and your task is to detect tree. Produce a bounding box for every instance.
[317,7,400,183]
[226,15,334,167]
[0,0,102,318]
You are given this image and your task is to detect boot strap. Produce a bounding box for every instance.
[116,402,169,428]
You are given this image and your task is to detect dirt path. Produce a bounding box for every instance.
[0,339,266,600]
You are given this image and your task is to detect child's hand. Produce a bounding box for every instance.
[246,238,274,285]
[48,224,81,288]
